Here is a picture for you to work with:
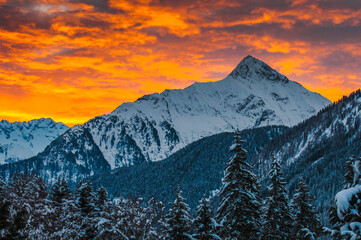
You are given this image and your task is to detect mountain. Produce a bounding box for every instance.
[0,55,330,184]
[0,125,110,184]
[0,118,69,164]
[100,55,329,168]
[91,126,288,209]
[90,89,361,221]
[253,89,361,223]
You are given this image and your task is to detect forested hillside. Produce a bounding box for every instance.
[255,89,361,223]
[92,126,287,209]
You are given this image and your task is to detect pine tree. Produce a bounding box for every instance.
[96,186,109,209]
[194,196,220,240]
[50,176,71,208]
[262,153,292,240]
[144,197,166,239]
[165,187,192,240]
[327,156,361,239]
[216,132,261,240]
[0,177,7,202]
[76,180,95,215]
[0,201,11,235]
[291,178,322,240]
[343,155,359,189]
[8,208,28,240]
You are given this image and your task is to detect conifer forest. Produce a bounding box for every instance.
[1,132,359,239]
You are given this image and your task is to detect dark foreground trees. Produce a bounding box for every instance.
[327,156,361,239]
[291,178,322,239]
[216,132,261,239]
[262,153,292,240]
[0,132,329,239]
[0,174,165,239]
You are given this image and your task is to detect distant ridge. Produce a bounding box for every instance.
[0,118,69,164]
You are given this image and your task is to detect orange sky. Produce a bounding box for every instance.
[1,0,361,126]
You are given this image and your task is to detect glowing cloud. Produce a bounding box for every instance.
[0,0,360,126]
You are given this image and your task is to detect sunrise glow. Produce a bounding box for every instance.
[1,0,361,126]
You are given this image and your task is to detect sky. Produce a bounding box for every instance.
[1,0,361,126]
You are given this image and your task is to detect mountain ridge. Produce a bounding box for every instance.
[0,118,69,164]
[0,55,331,184]
[253,89,361,223]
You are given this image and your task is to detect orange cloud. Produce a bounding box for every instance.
[0,0,360,126]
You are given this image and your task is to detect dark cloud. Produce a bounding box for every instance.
[0,4,53,31]
[0,83,27,96]
[280,23,361,44]
[70,0,124,14]
[318,50,361,72]
[79,17,112,29]
[316,0,361,10]
[201,20,361,46]
[0,5,28,31]
[0,61,27,72]
[56,47,94,57]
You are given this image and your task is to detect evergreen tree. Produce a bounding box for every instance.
[50,176,71,207]
[144,197,166,239]
[76,180,95,215]
[291,178,322,239]
[262,153,292,240]
[8,208,28,240]
[343,155,359,189]
[0,201,11,237]
[165,187,192,240]
[327,156,361,239]
[96,186,109,209]
[0,177,7,202]
[194,196,220,240]
[216,132,261,240]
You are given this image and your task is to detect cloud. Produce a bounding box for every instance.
[0,0,360,125]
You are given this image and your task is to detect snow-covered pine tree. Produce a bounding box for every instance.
[75,180,98,238]
[0,201,11,238]
[216,132,261,240]
[76,180,95,215]
[343,155,357,189]
[0,177,7,202]
[194,195,220,240]
[96,186,109,209]
[165,186,192,240]
[0,177,10,236]
[327,156,361,239]
[8,208,28,240]
[144,197,166,239]
[50,176,71,208]
[262,153,292,240]
[291,178,322,239]
[8,174,51,239]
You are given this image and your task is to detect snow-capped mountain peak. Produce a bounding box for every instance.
[83,55,331,169]
[229,55,289,83]
[0,56,332,184]
[0,118,69,164]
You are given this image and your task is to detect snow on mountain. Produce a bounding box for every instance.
[0,56,331,179]
[84,55,330,169]
[0,118,69,164]
[253,89,361,222]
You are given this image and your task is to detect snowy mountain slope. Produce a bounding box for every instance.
[0,125,111,184]
[0,118,69,164]
[84,55,330,168]
[253,89,361,223]
[91,126,288,209]
[0,55,331,182]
